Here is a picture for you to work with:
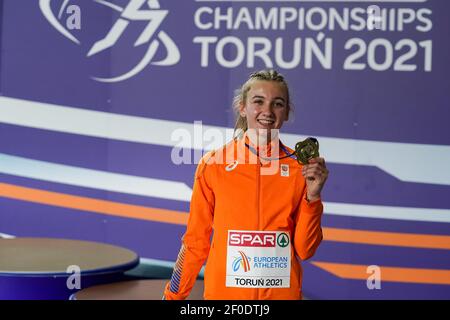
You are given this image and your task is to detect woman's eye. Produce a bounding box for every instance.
[253,100,263,105]
[275,102,285,107]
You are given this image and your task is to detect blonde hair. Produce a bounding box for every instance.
[232,69,292,139]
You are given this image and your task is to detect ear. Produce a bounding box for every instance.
[239,102,246,117]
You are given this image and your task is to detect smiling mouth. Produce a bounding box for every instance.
[257,119,275,126]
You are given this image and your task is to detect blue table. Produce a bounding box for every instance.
[0,238,139,299]
[71,279,204,300]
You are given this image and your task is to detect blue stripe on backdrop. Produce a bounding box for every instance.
[0,123,198,187]
[314,242,450,270]
[1,122,450,210]
[302,261,450,300]
[323,214,450,237]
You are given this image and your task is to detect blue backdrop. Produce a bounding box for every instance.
[0,0,449,299]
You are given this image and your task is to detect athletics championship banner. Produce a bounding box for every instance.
[0,0,449,299]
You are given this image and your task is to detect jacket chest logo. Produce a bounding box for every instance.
[280,164,290,177]
[225,160,239,172]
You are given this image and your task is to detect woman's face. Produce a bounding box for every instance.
[240,80,289,136]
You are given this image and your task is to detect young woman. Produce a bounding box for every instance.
[164,69,328,300]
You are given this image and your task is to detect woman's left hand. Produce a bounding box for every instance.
[301,157,329,202]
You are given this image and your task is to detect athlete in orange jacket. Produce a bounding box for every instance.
[164,70,328,300]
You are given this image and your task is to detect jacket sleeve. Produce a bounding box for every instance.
[293,191,324,261]
[163,156,215,300]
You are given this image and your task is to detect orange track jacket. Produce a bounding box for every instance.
[164,134,323,300]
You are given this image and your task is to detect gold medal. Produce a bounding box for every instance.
[295,137,319,165]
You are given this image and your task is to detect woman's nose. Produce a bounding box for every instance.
[261,102,274,114]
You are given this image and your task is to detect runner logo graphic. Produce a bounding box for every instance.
[232,251,251,272]
[40,0,180,82]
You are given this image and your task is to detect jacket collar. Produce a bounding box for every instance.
[233,131,289,165]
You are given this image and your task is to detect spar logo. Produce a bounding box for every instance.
[229,231,276,247]
[39,0,180,82]
[232,251,251,273]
